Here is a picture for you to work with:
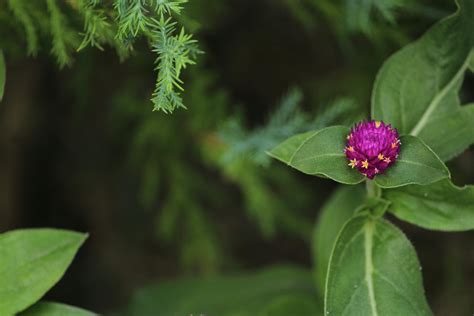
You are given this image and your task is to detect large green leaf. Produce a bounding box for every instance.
[313,185,365,294]
[374,135,449,188]
[0,50,5,101]
[371,0,474,157]
[19,302,96,316]
[0,229,87,315]
[325,215,432,316]
[268,126,365,184]
[125,265,318,316]
[416,103,474,161]
[384,179,474,231]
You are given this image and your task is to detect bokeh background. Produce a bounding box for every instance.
[0,0,473,314]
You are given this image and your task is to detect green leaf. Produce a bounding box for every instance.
[125,265,317,316]
[416,103,474,161]
[268,126,365,184]
[384,179,474,231]
[374,135,449,188]
[0,50,5,101]
[0,229,87,315]
[325,215,432,315]
[258,294,322,316]
[313,185,365,294]
[469,51,474,71]
[19,302,96,316]
[371,0,474,141]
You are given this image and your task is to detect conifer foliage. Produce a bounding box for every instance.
[2,0,199,112]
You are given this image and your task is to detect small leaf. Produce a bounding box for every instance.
[371,0,474,138]
[325,215,432,315]
[313,185,365,294]
[0,50,5,101]
[268,126,365,184]
[19,302,96,316]
[416,104,474,161]
[384,179,474,231]
[374,135,449,188]
[358,196,391,218]
[0,229,87,315]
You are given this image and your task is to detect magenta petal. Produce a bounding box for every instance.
[345,120,400,179]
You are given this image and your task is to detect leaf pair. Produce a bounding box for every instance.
[268,126,450,188]
[0,229,94,316]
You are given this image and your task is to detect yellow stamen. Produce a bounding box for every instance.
[362,160,369,169]
[384,157,391,163]
[378,153,384,160]
[348,158,358,168]
[391,142,398,149]
[346,146,354,152]
[346,133,352,140]
[375,121,381,128]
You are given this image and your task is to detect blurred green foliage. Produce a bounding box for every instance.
[124,265,321,316]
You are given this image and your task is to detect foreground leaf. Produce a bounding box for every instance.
[0,50,5,101]
[268,126,365,184]
[125,265,318,316]
[384,179,474,231]
[371,0,474,159]
[19,302,96,316]
[0,229,87,315]
[374,135,449,188]
[313,185,365,293]
[325,215,432,316]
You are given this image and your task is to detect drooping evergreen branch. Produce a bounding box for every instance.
[3,0,199,113]
[7,0,38,56]
[46,0,78,68]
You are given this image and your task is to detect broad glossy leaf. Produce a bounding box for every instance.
[325,215,432,316]
[268,126,365,184]
[0,229,87,315]
[372,0,474,141]
[125,265,317,316]
[313,185,365,293]
[0,50,5,101]
[385,179,474,231]
[374,135,449,188]
[417,104,474,161]
[19,302,96,316]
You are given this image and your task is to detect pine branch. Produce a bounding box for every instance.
[46,0,78,68]
[76,0,114,51]
[150,16,201,112]
[219,89,358,166]
[8,0,38,56]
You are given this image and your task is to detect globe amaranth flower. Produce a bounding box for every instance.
[344,120,400,179]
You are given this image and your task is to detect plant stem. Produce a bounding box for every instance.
[366,180,379,198]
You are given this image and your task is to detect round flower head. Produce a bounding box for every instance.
[345,120,400,179]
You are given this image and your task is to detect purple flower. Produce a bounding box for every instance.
[344,120,400,179]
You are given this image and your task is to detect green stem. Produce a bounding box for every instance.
[366,180,380,198]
